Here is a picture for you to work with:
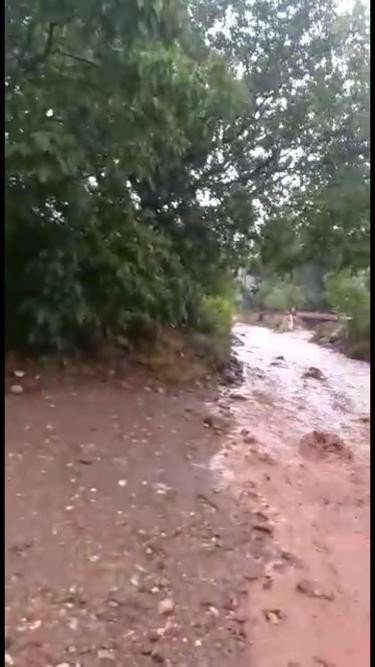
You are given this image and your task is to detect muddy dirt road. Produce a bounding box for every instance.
[5,324,370,666]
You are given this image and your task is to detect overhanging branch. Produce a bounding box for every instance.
[21,22,57,72]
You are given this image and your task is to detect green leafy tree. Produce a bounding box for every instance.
[5,0,369,351]
[253,276,306,311]
[244,1,369,276]
[325,269,370,340]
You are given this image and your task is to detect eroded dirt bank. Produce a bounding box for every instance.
[5,325,370,666]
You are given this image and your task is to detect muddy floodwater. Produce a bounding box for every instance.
[234,323,369,411]
[210,322,370,667]
[216,323,369,461]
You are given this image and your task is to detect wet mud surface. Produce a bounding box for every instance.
[5,324,370,666]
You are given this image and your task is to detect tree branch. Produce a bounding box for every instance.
[237,147,280,186]
[22,22,57,72]
[55,49,99,67]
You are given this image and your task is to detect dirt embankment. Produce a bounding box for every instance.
[5,325,370,667]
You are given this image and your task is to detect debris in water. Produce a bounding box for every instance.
[303,366,326,381]
[299,431,352,460]
[296,578,334,601]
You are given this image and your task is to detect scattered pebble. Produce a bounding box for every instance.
[158,598,175,616]
[263,609,284,624]
[68,618,79,631]
[97,648,116,660]
[154,482,172,495]
[151,649,164,663]
[88,554,100,562]
[208,606,220,618]
[10,384,23,395]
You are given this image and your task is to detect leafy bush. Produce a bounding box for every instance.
[6,212,194,352]
[253,277,306,311]
[324,269,370,341]
[195,295,234,337]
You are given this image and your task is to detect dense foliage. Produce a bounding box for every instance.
[5,0,369,351]
[325,269,370,347]
[253,277,306,311]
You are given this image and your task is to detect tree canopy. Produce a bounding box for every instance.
[5,0,370,350]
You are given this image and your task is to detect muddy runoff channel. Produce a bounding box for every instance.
[209,322,370,667]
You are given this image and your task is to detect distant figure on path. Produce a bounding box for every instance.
[279,307,295,332]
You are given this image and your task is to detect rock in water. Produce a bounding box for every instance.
[219,355,244,385]
[302,366,326,381]
[299,431,352,460]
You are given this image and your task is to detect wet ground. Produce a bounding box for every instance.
[5,324,370,666]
